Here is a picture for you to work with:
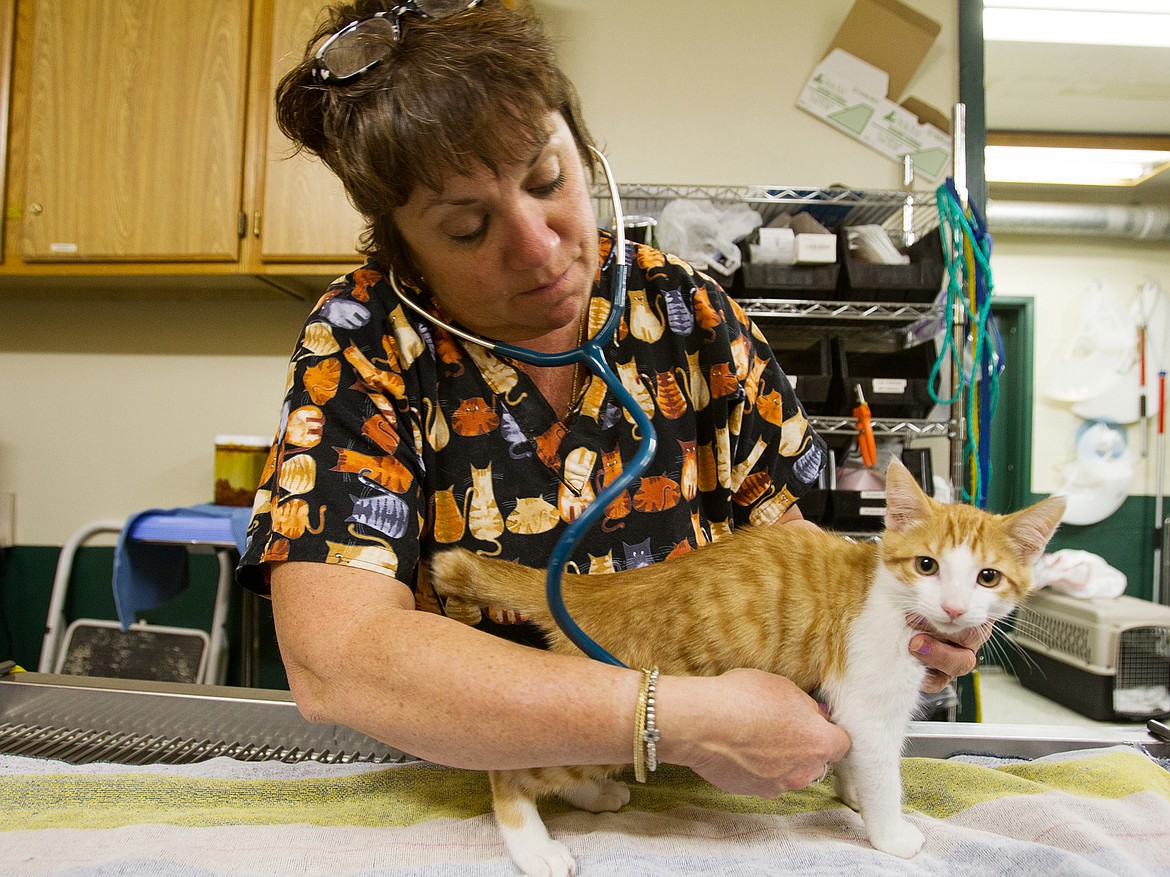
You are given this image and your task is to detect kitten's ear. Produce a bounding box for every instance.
[1004,495,1067,568]
[883,457,932,532]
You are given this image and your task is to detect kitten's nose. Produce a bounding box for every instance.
[942,605,965,621]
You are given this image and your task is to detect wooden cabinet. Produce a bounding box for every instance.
[1,0,364,283]
[253,0,364,265]
[0,0,14,263]
[21,0,249,262]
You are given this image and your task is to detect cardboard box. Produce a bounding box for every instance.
[757,226,796,251]
[754,227,796,265]
[829,0,939,99]
[762,213,838,265]
[793,234,836,264]
[796,0,951,181]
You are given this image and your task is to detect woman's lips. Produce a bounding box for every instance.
[521,265,571,298]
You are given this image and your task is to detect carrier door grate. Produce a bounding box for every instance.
[1113,626,1170,718]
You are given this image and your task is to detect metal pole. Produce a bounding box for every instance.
[1156,371,1166,604]
[902,154,917,247]
[949,103,968,494]
[1155,519,1165,608]
[953,104,968,210]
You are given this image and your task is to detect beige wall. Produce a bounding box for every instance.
[536,0,958,189]
[0,299,312,545]
[3,0,964,545]
[992,237,1170,498]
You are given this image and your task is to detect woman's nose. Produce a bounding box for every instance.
[502,202,558,270]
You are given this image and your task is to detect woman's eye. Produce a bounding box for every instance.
[978,569,1002,588]
[449,220,487,244]
[913,556,938,576]
[530,173,565,197]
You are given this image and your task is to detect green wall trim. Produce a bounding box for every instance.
[0,545,287,688]
[984,297,1154,600]
[1043,496,1157,602]
[987,297,1035,515]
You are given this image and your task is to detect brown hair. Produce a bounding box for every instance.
[274,0,597,280]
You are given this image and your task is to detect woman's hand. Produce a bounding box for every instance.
[908,617,994,693]
[656,669,851,798]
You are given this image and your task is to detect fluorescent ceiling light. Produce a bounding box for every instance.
[985,145,1170,185]
[983,1,1170,47]
[985,0,1170,9]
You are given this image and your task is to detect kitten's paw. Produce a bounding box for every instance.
[869,821,926,859]
[833,774,860,811]
[562,778,630,813]
[511,838,576,877]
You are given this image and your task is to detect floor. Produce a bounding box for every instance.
[976,665,1148,729]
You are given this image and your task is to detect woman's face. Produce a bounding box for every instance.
[393,112,599,347]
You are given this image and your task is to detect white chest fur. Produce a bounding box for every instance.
[816,567,930,858]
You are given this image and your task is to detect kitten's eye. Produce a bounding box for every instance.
[913,556,938,576]
[978,569,1002,588]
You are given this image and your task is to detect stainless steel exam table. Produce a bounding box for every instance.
[2,671,1166,766]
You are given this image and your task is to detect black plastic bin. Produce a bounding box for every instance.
[795,488,830,526]
[838,227,944,303]
[739,260,841,300]
[773,338,834,415]
[798,489,885,532]
[827,489,886,532]
[830,338,938,419]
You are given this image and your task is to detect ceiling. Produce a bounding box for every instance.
[985,42,1170,135]
[983,39,1170,200]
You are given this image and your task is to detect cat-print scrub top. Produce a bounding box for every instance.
[238,233,827,646]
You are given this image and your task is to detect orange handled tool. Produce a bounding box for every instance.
[854,386,877,468]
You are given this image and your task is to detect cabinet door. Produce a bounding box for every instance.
[0,0,15,263]
[258,0,364,263]
[21,0,249,261]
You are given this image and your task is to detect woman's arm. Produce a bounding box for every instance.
[270,561,850,792]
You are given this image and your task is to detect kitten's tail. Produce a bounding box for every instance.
[429,548,555,624]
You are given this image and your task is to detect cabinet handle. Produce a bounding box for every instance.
[237,211,247,238]
[28,202,43,215]
[253,211,262,237]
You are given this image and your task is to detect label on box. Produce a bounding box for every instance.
[796,49,951,181]
[871,378,907,394]
[860,491,886,501]
[758,227,796,248]
[789,375,799,390]
[859,506,886,516]
[749,241,795,265]
[794,234,837,265]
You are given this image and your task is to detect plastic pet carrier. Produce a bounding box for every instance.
[1007,590,1170,722]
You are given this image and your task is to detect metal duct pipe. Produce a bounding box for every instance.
[986,200,1170,241]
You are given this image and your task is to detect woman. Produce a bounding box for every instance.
[239,0,983,796]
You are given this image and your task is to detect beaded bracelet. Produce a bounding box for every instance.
[633,667,661,783]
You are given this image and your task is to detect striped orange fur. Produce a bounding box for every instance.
[430,459,1065,874]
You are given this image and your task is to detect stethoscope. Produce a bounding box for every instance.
[388,147,654,668]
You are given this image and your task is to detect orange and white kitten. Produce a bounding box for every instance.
[430,459,1065,876]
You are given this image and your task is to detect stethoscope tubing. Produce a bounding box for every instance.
[389,148,652,667]
[497,262,656,666]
